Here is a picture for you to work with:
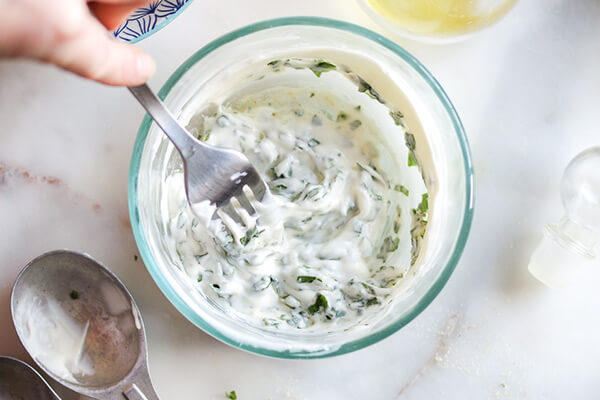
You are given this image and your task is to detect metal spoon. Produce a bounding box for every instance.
[11,250,160,400]
[0,356,60,399]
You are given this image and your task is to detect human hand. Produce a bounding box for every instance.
[0,0,156,86]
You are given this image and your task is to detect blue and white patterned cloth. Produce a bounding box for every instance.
[113,0,192,43]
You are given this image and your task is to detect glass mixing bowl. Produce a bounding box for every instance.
[128,17,474,359]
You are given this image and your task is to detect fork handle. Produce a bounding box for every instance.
[129,84,199,158]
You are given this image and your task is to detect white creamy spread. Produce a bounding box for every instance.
[14,291,95,382]
[164,58,429,332]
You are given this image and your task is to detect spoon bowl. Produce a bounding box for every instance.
[0,356,59,400]
[11,250,159,399]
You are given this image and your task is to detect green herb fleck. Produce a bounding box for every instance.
[133,255,138,261]
[318,256,342,261]
[267,60,282,71]
[194,253,208,263]
[394,184,409,196]
[310,92,315,98]
[390,111,405,126]
[69,290,79,300]
[393,220,401,234]
[197,129,211,142]
[378,236,400,260]
[197,274,203,283]
[366,297,380,307]
[350,120,362,130]
[416,193,429,214]
[253,276,273,291]
[225,391,237,400]
[408,152,418,167]
[383,236,400,252]
[308,138,321,147]
[336,112,348,122]
[240,226,263,246]
[309,61,337,77]
[297,276,321,283]
[355,105,361,111]
[308,293,329,314]
[405,132,416,150]
[357,77,385,104]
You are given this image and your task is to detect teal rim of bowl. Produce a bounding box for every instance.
[128,16,474,359]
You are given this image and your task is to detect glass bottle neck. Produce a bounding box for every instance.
[546,216,598,258]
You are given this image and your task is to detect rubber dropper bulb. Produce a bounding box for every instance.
[528,147,600,287]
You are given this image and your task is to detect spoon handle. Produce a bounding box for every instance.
[122,367,160,400]
[123,383,159,400]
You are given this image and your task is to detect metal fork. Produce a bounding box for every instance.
[129,84,267,223]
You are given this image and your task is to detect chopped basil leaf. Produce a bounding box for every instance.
[394,184,409,196]
[417,193,429,214]
[297,276,320,283]
[390,111,405,126]
[405,132,416,150]
[194,253,208,263]
[309,61,337,77]
[253,276,273,291]
[308,293,329,314]
[377,236,400,260]
[350,120,362,130]
[240,226,263,246]
[356,77,385,104]
[408,152,418,167]
[366,297,380,307]
[267,60,282,71]
[225,391,237,400]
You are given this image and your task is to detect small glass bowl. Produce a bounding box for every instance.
[358,0,518,43]
[128,17,474,359]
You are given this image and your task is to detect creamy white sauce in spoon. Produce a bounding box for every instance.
[164,59,428,332]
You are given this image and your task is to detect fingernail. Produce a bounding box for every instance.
[136,53,156,80]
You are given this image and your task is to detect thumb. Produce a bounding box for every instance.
[48,15,155,86]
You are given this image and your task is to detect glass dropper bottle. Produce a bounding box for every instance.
[528,147,600,287]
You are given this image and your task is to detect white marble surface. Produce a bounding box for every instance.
[1,0,599,399]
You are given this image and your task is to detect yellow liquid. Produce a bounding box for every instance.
[367,0,516,36]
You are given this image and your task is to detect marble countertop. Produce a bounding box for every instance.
[1,0,599,398]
